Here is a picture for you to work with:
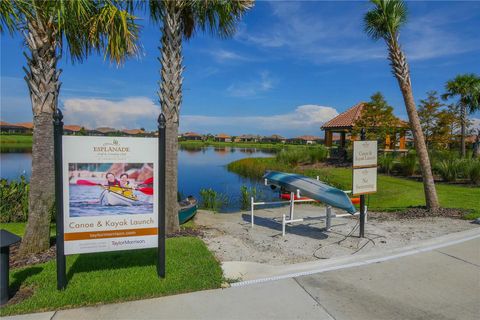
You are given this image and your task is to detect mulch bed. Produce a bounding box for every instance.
[9,243,57,269]
[369,207,467,220]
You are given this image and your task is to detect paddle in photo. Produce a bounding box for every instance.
[69,162,154,217]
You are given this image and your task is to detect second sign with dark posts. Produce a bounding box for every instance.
[352,128,378,238]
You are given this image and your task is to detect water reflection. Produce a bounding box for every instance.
[1,146,279,212]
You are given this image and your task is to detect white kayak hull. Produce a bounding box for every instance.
[100,190,138,206]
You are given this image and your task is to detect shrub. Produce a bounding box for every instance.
[463,159,480,185]
[435,159,462,182]
[378,154,395,175]
[276,146,328,166]
[399,152,417,176]
[199,188,228,212]
[0,176,29,223]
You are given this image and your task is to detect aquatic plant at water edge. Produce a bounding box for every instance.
[0,176,29,223]
[199,188,228,212]
[239,185,259,210]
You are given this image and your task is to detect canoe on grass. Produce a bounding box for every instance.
[263,171,356,214]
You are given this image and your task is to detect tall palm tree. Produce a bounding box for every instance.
[364,0,439,210]
[1,0,140,254]
[137,0,254,232]
[442,73,480,157]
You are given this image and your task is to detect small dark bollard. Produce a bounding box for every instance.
[1,229,21,305]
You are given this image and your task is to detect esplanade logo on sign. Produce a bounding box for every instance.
[93,139,130,153]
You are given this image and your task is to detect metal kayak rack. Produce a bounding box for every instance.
[250,177,367,236]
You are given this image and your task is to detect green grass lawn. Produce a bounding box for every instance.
[0,135,33,150]
[228,157,480,219]
[0,223,222,316]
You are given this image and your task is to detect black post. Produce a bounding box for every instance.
[359,128,366,238]
[54,108,67,290]
[157,113,166,278]
[0,246,9,305]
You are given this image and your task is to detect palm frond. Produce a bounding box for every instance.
[364,0,407,41]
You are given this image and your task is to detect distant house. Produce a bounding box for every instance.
[122,129,145,136]
[95,127,117,136]
[64,125,84,135]
[182,132,203,141]
[262,134,286,143]
[235,134,259,143]
[0,121,31,134]
[214,133,231,142]
[16,122,33,131]
[288,135,322,145]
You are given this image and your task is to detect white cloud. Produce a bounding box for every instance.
[62,97,160,129]
[227,71,276,97]
[180,104,338,137]
[209,49,251,62]
[235,1,480,64]
[47,95,339,137]
[470,118,480,132]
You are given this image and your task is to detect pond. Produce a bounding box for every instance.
[0,146,279,212]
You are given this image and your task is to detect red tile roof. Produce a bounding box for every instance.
[295,135,321,141]
[16,122,33,129]
[321,103,365,129]
[322,102,409,130]
[122,129,144,135]
[215,133,230,138]
[183,132,202,137]
[64,125,83,132]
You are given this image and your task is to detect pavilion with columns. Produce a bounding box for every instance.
[321,102,409,151]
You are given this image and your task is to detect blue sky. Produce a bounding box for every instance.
[1,1,480,137]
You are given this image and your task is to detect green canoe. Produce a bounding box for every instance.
[178,196,198,224]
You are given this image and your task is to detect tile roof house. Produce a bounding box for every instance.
[321,102,409,150]
[262,134,286,143]
[288,135,322,145]
[64,125,84,135]
[182,132,203,140]
[0,121,32,134]
[214,133,231,142]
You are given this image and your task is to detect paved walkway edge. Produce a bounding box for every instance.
[230,227,480,287]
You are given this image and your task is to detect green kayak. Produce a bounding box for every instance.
[178,196,198,224]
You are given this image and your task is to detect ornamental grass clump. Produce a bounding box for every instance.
[199,188,228,212]
[0,176,29,223]
[378,154,395,175]
[399,152,418,176]
[239,185,258,210]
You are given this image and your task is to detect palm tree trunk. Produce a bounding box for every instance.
[460,104,466,158]
[20,20,61,254]
[158,2,182,233]
[388,41,439,210]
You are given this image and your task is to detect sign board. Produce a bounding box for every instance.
[62,136,158,255]
[353,167,377,195]
[353,140,377,168]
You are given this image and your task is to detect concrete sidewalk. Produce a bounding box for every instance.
[4,232,480,320]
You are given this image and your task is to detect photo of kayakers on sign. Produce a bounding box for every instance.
[68,163,154,217]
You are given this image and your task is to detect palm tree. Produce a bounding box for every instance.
[1,0,140,254]
[364,0,439,210]
[137,0,254,232]
[442,73,480,157]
